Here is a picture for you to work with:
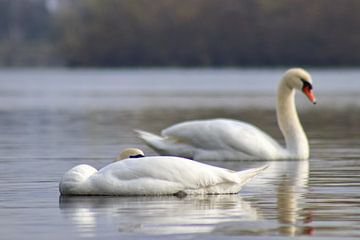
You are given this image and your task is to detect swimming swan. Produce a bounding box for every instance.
[59,149,267,196]
[136,68,316,161]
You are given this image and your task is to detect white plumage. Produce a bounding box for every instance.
[136,68,316,161]
[59,156,266,196]
[136,119,286,161]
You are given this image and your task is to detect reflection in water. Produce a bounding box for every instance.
[62,207,97,238]
[1,69,360,239]
[274,160,313,236]
[212,160,313,237]
[59,194,259,237]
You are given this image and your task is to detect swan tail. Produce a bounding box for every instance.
[135,129,163,143]
[59,164,97,195]
[134,129,166,152]
[236,164,268,185]
[135,129,194,158]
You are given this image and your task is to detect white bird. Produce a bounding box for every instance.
[136,68,316,161]
[59,148,267,196]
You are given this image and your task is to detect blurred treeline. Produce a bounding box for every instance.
[1,0,360,67]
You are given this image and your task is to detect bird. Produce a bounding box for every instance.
[59,148,267,196]
[136,68,316,161]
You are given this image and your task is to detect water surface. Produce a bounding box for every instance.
[0,68,359,239]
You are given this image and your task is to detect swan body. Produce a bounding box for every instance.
[137,68,316,161]
[136,119,287,161]
[59,155,267,196]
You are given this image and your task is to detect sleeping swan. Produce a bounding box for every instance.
[136,68,316,161]
[59,148,267,196]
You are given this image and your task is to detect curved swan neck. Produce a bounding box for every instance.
[277,79,309,159]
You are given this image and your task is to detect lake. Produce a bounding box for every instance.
[0,68,359,239]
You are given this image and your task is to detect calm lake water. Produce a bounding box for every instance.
[0,68,359,239]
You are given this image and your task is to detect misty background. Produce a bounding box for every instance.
[1,0,360,67]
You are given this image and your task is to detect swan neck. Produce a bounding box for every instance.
[277,81,309,159]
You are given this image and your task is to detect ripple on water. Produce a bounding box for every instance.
[1,69,360,239]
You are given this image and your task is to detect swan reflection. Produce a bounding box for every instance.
[273,160,313,236]
[59,194,259,236]
[212,160,313,237]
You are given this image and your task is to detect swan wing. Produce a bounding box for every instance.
[94,156,240,195]
[162,119,284,159]
[100,156,237,185]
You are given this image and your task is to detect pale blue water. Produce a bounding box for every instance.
[0,68,359,239]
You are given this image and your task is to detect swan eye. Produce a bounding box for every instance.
[301,79,312,90]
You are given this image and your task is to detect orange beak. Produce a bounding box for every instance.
[303,86,316,104]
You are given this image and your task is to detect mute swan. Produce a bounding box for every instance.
[136,68,316,161]
[59,148,267,196]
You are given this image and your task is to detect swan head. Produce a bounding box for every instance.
[115,148,145,161]
[283,68,316,104]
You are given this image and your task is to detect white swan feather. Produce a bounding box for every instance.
[59,155,267,196]
[136,68,316,161]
